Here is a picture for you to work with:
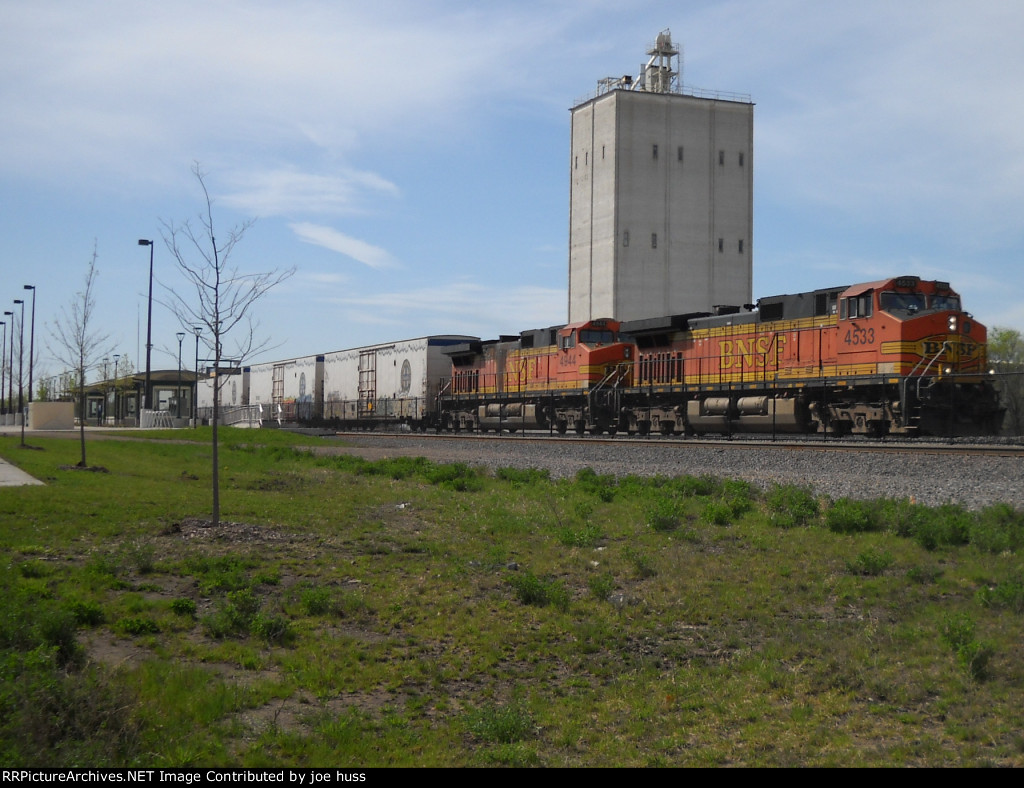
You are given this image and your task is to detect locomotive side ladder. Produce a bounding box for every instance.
[899,341,950,429]
[588,362,632,424]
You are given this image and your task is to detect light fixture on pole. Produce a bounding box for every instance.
[23,285,35,402]
[138,239,154,411]
[176,332,185,421]
[193,326,202,428]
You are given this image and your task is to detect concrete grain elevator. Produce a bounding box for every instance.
[568,30,754,322]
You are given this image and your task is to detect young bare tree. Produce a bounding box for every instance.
[48,245,111,467]
[162,163,294,525]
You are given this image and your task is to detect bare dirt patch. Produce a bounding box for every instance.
[162,517,298,545]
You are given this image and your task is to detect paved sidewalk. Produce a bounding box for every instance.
[0,455,43,487]
[0,425,52,486]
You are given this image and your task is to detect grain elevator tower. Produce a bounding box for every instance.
[568,31,754,322]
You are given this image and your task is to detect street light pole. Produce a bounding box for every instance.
[176,332,185,421]
[138,239,154,412]
[113,354,120,426]
[193,326,201,428]
[0,320,6,417]
[14,299,25,441]
[23,285,35,402]
[3,311,13,421]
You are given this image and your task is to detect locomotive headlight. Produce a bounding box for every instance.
[948,315,958,332]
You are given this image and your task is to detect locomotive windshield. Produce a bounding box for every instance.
[579,329,616,345]
[880,292,926,314]
[930,294,960,311]
[880,291,961,314]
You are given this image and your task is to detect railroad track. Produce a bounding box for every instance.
[327,429,1024,458]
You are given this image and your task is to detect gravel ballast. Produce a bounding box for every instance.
[325,434,1024,511]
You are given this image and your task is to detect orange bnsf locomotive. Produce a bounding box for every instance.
[438,276,1003,437]
[442,319,633,434]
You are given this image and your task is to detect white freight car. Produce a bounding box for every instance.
[247,354,323,422]
[321,335,476,428]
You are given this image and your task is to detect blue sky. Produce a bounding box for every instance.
[2,0,1023,382]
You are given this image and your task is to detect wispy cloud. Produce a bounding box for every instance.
[223,168,399,217]
[290,222,396,270]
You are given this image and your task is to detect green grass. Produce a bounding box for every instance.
[1,430,1024,766]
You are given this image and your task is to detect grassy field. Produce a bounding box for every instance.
[1,429,1023,767]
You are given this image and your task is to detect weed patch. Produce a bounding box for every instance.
[976,572,1024,613]
[645,496,683,532]
[826,498,882,533]
[970,503,1024,553]
[424,462,484,492]
[117,616,161,636]
[767,484,820,528]
[509,572,570,612]
[575,467,617,502]
[170,599,197,618]
[496,467,550,486]
[587,572,616,602]
[845,547,894,576]
[464,701,534,744]
[940,613,994,681]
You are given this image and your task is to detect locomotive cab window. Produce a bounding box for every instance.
[842,293,873,319]
[560,331,576,350]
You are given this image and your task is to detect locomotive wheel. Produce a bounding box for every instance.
[556,419,568,435]
[637,421,650,436]
[575,421,585,436]
[659,421,674,436]
[589,425,603,436]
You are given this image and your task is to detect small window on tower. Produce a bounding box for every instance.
[585,151,588,165]
[677,146,683,162]
[652,144,658,160]
[651,233,657,249]
[719,150,725,166]
[623,231,630,248]
[602,145,605,159]
[738,239,744,253]
[718,238,724,253]
[739,152,745,167]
